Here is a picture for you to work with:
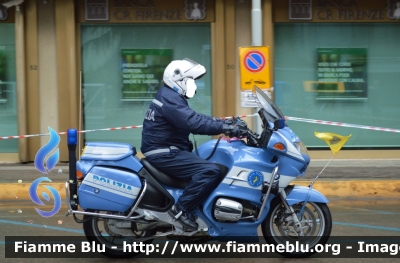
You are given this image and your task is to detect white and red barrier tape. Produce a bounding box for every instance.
[285,116,400,133]
[1,114,399,140]
[0,125,143,140]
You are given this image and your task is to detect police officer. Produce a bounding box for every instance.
[141,58,247,231]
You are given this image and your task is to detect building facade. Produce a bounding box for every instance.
[0,0,399,163]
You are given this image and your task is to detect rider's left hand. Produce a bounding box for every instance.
[222,123,248,138]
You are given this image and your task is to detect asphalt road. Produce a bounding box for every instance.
[1,159,399,262]
[1,198,400,263]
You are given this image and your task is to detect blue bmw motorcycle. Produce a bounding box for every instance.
[65,87,332,258]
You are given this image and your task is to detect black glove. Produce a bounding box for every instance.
[213,117,235,123]
[222,123,248,138]
[222,118,235,125]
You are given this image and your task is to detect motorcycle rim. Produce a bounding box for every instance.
[262,199,332,258]
[83,214,156,258]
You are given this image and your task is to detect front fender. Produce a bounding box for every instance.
[285,185,329,206]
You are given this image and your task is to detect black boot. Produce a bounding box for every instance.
[168,205,198,231]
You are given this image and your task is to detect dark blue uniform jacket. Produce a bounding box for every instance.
[141,85,223,153]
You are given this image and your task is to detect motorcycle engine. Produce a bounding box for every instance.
[213,198,243,222]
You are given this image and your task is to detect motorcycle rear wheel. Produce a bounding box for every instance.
[83,213,157,258]
[262,198,332,258]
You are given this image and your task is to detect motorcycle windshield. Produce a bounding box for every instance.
[254,86,285,122]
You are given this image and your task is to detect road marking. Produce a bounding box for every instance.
[334,212,400,215]
[0,219,84,234]
[334,221,400,232]
[333,205,396,215]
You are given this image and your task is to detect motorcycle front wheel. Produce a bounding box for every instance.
[83,213,157,258]
[262,198,332,258]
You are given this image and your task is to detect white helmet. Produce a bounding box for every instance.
[163,58,206,98]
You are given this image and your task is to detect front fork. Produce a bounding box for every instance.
[257,166,303,236]
[279,190,304,236]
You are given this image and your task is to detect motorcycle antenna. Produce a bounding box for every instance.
[298,132,352,218]
[309,155,335,188]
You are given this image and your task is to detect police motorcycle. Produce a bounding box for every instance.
[65,86,332,258]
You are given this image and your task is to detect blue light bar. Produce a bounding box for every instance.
[67,129,77,146]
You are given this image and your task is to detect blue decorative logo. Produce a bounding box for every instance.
[275,173,280,180]
[31,126,62,218]
[247,171,264,187]
[29,177,62,218]
[34,127,60,174]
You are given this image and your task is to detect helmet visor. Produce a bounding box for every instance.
[182,58,206,80]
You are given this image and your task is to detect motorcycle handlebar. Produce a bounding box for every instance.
[222,115,274,148]
[226,117,262,146]
[246,129,260,146]
[247,129,257,138]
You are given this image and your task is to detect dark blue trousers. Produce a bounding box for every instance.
[146,149,221,212]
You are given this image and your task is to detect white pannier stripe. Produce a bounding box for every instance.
[84,146,130,155]
[82,181,138,199]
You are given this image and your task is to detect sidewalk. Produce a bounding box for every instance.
[1,159,400,200]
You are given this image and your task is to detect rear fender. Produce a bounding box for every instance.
[285,185,329,206]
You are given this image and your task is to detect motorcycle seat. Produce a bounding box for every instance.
[141,158,188,189]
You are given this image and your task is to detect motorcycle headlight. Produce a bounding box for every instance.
[294,141,309,156]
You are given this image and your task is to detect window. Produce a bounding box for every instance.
[81,24,212,149]
[0,23,17,153]
[274,23,400,148]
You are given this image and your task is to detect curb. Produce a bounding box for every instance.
[2,180,400,200]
